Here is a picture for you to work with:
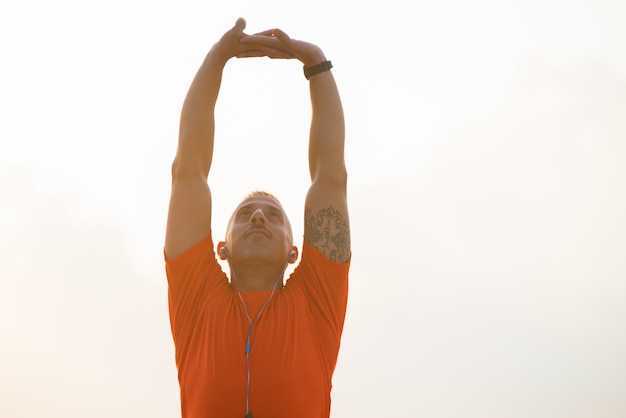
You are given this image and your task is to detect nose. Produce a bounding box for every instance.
[250,208,267,225]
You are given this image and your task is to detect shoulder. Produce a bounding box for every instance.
[165,231,225,293]
[286,239,350,291]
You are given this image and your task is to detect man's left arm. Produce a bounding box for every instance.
[238,30,350,263]
[303,57,350,264]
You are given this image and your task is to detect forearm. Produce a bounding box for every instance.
[175,48,228,179]
[308,68,346,183]
[234,29,345,181]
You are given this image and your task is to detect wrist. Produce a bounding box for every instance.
[300,46,326,67]
[303,60,333,80]
[208,43,232,67]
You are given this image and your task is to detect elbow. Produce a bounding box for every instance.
[170,153,208,182]
[314,164,348,188]
[170,155,180,179]
[334,165,348,186]
[170,154,186,181]
[339,170,348,190]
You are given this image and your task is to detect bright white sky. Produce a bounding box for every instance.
[1,1,626,417]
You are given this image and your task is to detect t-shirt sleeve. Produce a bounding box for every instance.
[287,240,351,339]
[164,232,228,354]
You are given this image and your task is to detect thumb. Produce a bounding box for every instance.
[234,17,246,32]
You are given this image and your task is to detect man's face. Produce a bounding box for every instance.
[225,196,293,263]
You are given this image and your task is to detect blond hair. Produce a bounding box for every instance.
[245,190,283,204]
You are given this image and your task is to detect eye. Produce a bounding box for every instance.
[237,208,252,219]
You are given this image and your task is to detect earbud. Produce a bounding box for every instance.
[289,250,296,257]
[220,246,229,259]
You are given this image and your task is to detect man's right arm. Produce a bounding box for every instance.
[165,20,241,260]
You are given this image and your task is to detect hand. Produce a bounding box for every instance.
[237,28,326,66]
[210,18,248,63]
[211,18,294,64]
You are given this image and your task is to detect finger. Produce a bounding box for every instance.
[239,29,290,44]
[259,46,294,58]
[236,50,266,58]
[251,29,274,37]
[234,17,246,32]
[239,34,275,44]
[271,28,290,40]
[251,28,290,39]
[236,48,294,59]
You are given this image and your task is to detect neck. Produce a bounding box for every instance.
[228,261,286,292]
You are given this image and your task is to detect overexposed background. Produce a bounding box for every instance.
[1,1,625,417]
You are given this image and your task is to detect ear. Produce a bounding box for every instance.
[288,246,299,264]
[217,241,228,260]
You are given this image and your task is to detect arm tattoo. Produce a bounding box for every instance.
[304,206,351,263]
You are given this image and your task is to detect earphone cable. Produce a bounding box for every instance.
[226,251,291,418]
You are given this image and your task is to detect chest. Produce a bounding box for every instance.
[179,291,331,418]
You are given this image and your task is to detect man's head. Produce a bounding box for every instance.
[218,191,298,265]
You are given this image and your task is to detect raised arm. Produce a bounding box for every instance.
[239,30,350,263]
[165,18,276,260]
[302,55,349,263]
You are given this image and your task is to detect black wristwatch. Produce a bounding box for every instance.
[303,60,333,80]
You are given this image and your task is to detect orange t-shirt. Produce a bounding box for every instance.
[165,232,350,418]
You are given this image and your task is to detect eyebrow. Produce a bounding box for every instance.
[236,203,283,214]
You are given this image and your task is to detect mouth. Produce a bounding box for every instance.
[245,228,271,238]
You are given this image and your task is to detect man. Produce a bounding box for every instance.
[164,18,350,418]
